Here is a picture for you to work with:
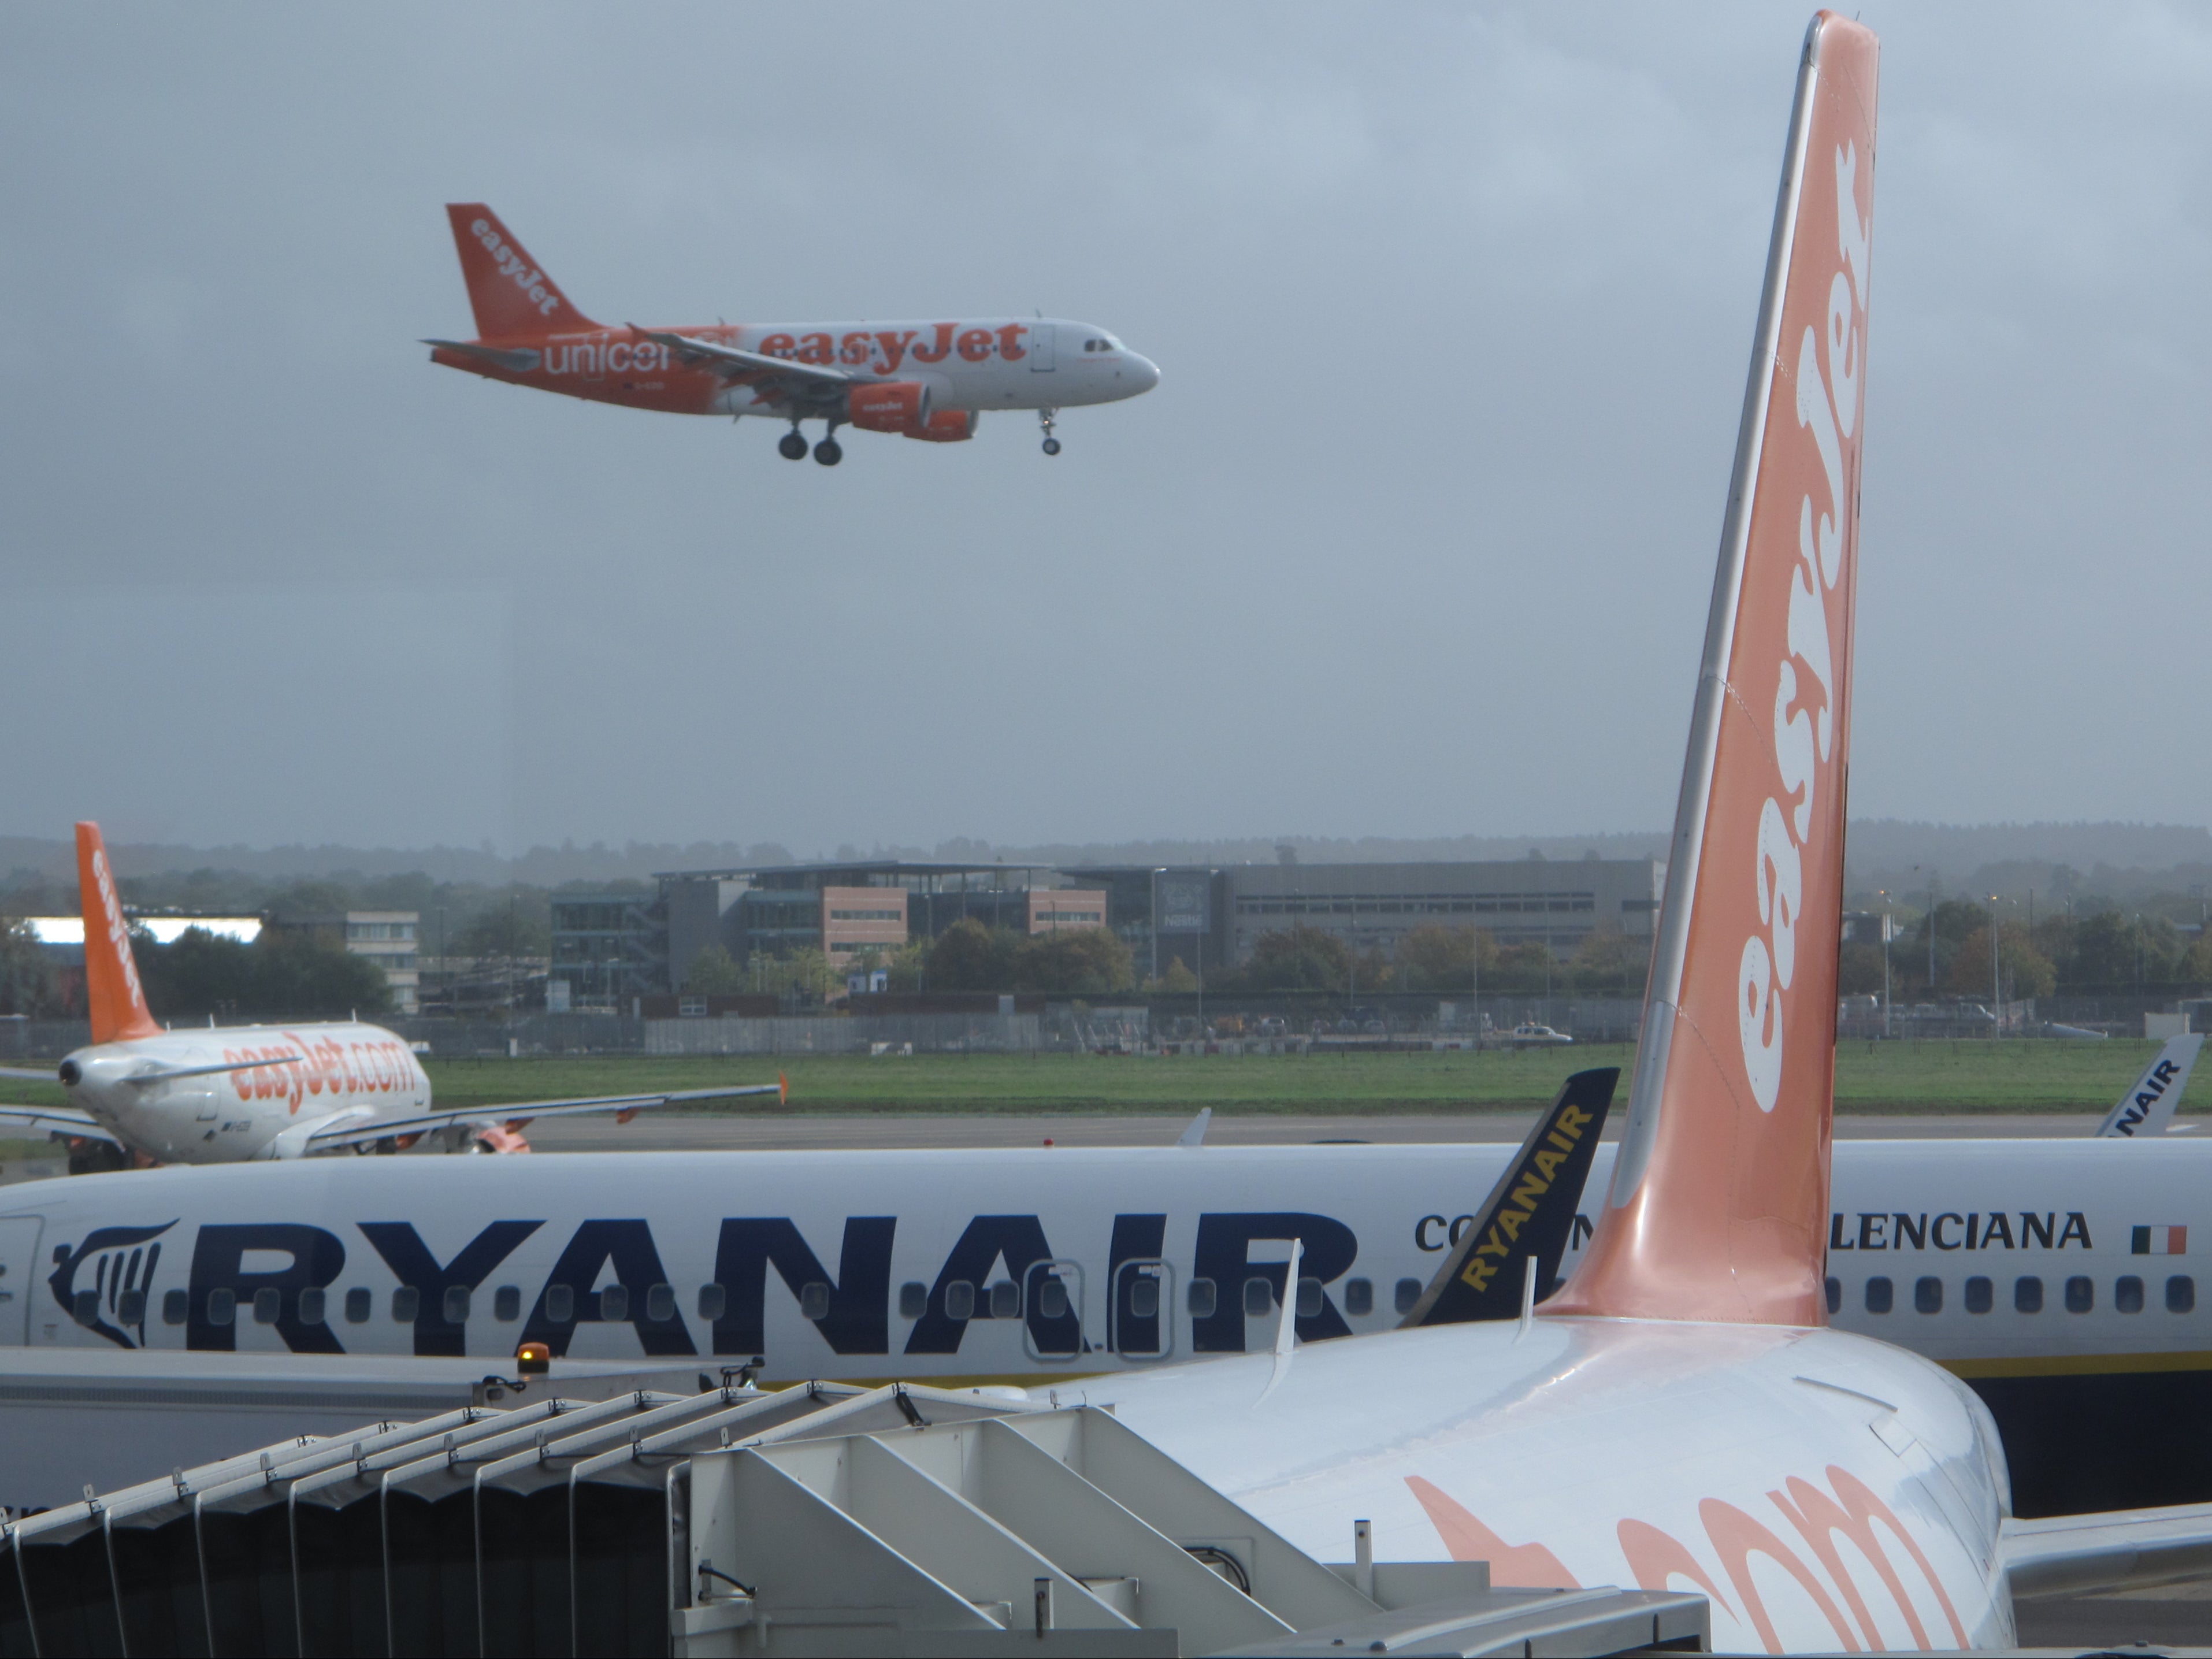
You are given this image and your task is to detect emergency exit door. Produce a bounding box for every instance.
[0,1216,43,1345]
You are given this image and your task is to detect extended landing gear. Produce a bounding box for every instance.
[814,426,843,466]
[778,428,808,461]
[1039,408,1061,456]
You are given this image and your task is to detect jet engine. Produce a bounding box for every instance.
[847,381,930,433]
[904,410,978,443]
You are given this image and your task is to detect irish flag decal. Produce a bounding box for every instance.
[2132,1225,2188,1256]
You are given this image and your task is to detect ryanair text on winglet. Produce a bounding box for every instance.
[1458,1103,1594,1294]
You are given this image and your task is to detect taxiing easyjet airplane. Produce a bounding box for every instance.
[0,824,781,1168]
[426,204,1159,462]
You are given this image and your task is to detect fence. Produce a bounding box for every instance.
[647,1012,1053,1056]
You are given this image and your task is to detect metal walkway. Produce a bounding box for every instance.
[1,1379,1706,1657]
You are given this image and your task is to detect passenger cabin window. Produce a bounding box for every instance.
[163,1289,188,1326]
[944,1280,976,1321]
[2015,1276,2043,1313]
[599,1285,629,1321]
[545,1285,574,1323]
[1296,1278,1323,1319]
[206,1289,236,1326]
[799,1282,832,1322]
[444,1286,471,1323]
[1864,1276,1893,1314]
[2065,1276,2094,1314]
[1126,1276,1157,1319]
[2169,1275,2196,1313]
[118,1287,147,1326]
[345,1287,372,1324]
[989,1280,1020,1320]
[1345,1277,1375,1317]
[1394,1278,1423,1316]
[897,1282,927,1319]
[1243,1276,1274,1317]
[391,1287,420,1323]
[496,1285,523,1322]
[1965,1276,1993,1314]
[647,1283,676,1323]
[1914,1277,1942,1315]
[1186,1278,1216,1319]
[2115,1275,2145,1314]
[71,1290,97,1327]
[700,1283,729,1322]
[1037,1277,1070,1320]
[254,1288,281,1325]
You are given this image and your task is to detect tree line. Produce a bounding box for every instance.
[0,921,392,1022]
[1840,901,2212,1001]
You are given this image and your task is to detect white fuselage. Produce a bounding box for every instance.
[688,318,1157,417]
[1090,1315,2012,1652]
[5,1137,2200,1374]
[56,1023,428,1163]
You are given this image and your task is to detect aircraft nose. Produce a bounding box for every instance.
[1126,353,1161,394]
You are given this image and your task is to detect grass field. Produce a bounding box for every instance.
[0,1042,2194,1137]
[400,1039,2206,1116]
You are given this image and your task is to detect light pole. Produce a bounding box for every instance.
[1989,894,2002,1037]
[1877,892,1891,1038]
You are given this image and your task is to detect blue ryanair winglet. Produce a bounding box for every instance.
[1400,1067,1617,1327]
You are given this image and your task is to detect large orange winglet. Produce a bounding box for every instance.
[1548,13,1879,1327]
[444,203,604,340]
[76,822,160,1045]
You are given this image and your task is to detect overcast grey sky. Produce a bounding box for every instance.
[3,3,2207,856]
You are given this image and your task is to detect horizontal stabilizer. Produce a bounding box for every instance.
[2005,1500,2212,1600]
[1400,1068,1616,1327]
[421,338,543,374]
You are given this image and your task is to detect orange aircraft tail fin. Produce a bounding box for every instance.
[1547,12,1878,1327]
[444,203,603,339]
[76,822,161,1045]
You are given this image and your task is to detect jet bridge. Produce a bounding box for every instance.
[0,1379,1708,1657]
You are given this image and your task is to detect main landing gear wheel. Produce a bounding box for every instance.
[1042,438,1062,456]
[1039,408,1060,456]
[778,430,808,461]
[814,437,843,466]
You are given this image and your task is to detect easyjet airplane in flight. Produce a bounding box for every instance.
[426,205,1159,462]
[0,824,781,1168]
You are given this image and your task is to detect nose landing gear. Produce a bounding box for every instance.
[1039,409,1062,456]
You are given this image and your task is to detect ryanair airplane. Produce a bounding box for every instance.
[5,1098,2206,1520]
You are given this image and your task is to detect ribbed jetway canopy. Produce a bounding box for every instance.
[2,1382,1706,1658]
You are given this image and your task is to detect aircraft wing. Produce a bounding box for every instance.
[630,328,860,387]
[302,1078,786,1146]
[0,1066,55,1081]
[0,1105,119,1144]
[2004,1502,2212,1599]
[1397,1066,1616,1326]
[2096,1033,2204,1137]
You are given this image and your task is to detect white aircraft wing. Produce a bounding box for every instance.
[2096,1033,2204,1137]
[302,1078,786,1147]
[0,1105,118,1144]
[629,328,860,386]
[2004,1501,2212,1599]
[0,1066,57,1081]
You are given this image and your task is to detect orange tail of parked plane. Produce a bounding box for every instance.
[75,822,161,1046]
[444,203,603,339]
[1548,18,1877,1327]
